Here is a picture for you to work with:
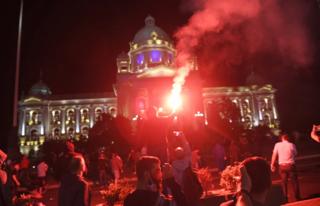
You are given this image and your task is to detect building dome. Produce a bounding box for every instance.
[133,15,171,44]
[246,71,266,86]
[29,80,52,97]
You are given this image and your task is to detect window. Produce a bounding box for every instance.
[168,53,173,63]
[150,50,162,63]
[95,108,103,121]
[66,109,75,125]
[67,127,75,137]
[52,110,61,125]
[30,129,39,140]
[81,108,89,123]
[136,53,144,65]
[53,128,60,138]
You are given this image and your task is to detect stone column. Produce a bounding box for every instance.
[43,105,50,137]
[19,107,26,136]
[203,99,209,125]
[271,97,278,119]
[251,92,259,126]
[90,106,95,128]
[61,109,66,134]
[76,107,80,133]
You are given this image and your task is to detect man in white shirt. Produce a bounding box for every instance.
[271,134,300,201]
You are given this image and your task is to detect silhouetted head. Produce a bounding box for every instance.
[280,134,289,141]
[242,156,271,194]
[69,155,86,176]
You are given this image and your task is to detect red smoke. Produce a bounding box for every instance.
[174,0,313,85]
[175,0,261,65]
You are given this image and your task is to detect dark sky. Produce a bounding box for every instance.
[1,0,192,147]
[2,0,320,148]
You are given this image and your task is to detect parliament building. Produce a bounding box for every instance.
[18,16,279,154]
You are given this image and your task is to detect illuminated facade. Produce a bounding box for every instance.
[18,82,116,154]
[18,16,279,154]
[203,85,279,130]
[115,15,200,119]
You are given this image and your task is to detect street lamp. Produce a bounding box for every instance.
[13,0,24,128]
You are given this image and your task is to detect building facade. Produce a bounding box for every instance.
[18,83,116,154]
[18,16,279,154]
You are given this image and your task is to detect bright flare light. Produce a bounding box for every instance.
[167,92,182,112]
[167,65,191,113]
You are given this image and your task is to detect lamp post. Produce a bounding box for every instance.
[13,0,24,128]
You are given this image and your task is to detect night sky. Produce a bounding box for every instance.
[2,0,320,149]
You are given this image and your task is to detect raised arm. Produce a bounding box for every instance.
[310,125,320,143]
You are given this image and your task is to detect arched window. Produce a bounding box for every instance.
[168,52,173,63]
[53,128,60,139]
[108,107,117,117]
[244,115,253,129]
[263,114,271,127]
[52,110,61,125]
[67,127,75,138]
[149,50,162,63]
[66,109,75,125]
[81,126,89,135]
[28,110,41,125]
[30,129,39,140]
[81,108,90,123]
[136,53,144,65]
[95,108,103,121]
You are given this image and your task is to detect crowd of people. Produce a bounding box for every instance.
[0,124,319,206]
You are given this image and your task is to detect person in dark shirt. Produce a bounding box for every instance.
[58,155,90,206]
[124,156,188,206]
[221,156,272,206]
[56,141,80,180]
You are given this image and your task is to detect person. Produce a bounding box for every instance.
[124,156,188,206]
[37,160,48,193]
[19,155,30,170]
[58,154,91,206]
[110,153,123,186]
[310,124,320,143]
[56,140,80,180]
[271,134,300,201]
[182,165,203,206]
[212,140,226,172]
[221,156,272,206]
[191,149,201,169]
[229,140,240,164]
[19,155,30,187]
[172,147,190,187]
[0,149,8,206]
[97,152,108,186]
[126,149,139,174]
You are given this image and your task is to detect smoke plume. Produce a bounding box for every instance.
[174,0,313,86]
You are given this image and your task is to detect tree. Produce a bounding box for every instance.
[88,113,131,157]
